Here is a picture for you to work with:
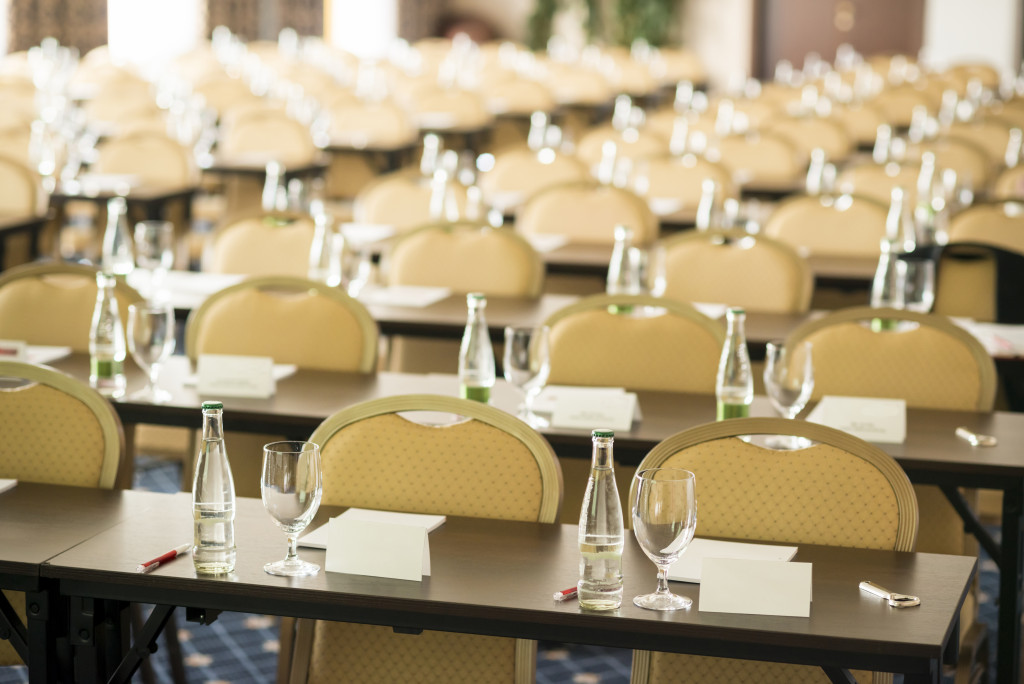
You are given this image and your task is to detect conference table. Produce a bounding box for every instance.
[43,354,1024,684]
[0,482,976,684]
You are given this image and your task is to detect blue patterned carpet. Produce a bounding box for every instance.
[0,456,1002,683]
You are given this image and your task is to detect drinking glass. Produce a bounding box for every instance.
[902,257,936,313]
[134,220,175,299]
[502,325,551,427]
[127,303,176,403]
[763,340,814,449]
[631,468,697,611]
[262,441,323,577]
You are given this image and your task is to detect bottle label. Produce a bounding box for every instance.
[91,357,124,379]
[460,385,490,403]
[716,401,750,420]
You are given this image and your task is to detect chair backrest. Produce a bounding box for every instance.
[408,87,493,130]
[478,146,590,210]
[784,306,997,411]
[208,212,316,277]
[477,77,556,116]
[907,136,992,190]
[326,99,416,149]
[763,193,889,258]
[828,101,887,147]
[947,200,1024,253]
[0,152,41,216]
[0,360,127,489]
[991,164,1024,200]
[715,130,805,188]
[516,181,659,246]
[384,222,544,297]
[656,229,813,313]
[629,417,918,684]
[870,82,938,128]
[353,170,469,232]
[219,107,317,167]
[575,124,668,166]
[542,294,725,393]
[287,394,563,684]
[632,154,736,216]
[185,276,378,372]
[0,262,144,352]
[763,114,854,162]
[93,131,198,188]
[934,241,1024,324]
[834,160,922,206]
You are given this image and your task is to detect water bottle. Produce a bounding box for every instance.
[578,429,624,611]
[88,271,127,398]
[192,401,236,574]
[606,225,638,295]
[458,293,495,403]
[716,307,753,420]
[101,197,134,277]
[262,160,286,211]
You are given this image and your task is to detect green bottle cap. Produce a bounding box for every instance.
[201,401,224,410]
[592,429,614,439]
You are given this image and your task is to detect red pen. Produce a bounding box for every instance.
[553,586,578,601]
[137,543,192,574]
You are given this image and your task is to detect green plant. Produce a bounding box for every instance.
[526,0,682,50]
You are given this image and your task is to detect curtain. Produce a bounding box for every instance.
[277,0,322,37]
[8,0,107,53]
[397,0,445,42]
[205,0,261,40]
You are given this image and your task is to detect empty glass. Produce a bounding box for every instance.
[902,257,936,313]
[763,341,814,449]
[261,441,323,577]
[126,303,176,403]
[503,325,551,427]
[134,220,175,300]
[631,468,697,611]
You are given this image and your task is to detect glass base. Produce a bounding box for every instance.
[633,592,692,611]
[264,559,320,577]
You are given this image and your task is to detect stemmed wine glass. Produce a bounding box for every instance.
[126,302,176,403]
[763,340,814,449]
[134,220,175,300]
[502,325,551,427]
[261,441,323,577]
[631,468,697,611]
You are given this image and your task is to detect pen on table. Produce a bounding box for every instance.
[553,587,578,601]
[137,543,192,574]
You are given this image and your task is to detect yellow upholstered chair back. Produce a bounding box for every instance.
[219,107,317,167]
[192,73,263,116]
[763,193,889,258]
[93,131,198,189]
[408,87,493,130]
[208,212,316,277]
[384,222,544,297]
[834,161,922,206]
[629,417,917,684]
[0,125,31,167]
[991,164,1024,200]
[0,153,41,216]
[353,170,469,232]
[0,360,128,667]
[947,200,1024,253]
[828,101,887,147]
[907,136,993,190]
[656,229,813,313]
[946,119,1014,166]
[516,181,658,246]
[715,131,805,188]
[763,115,854,162]
[870,83,938,128]
[185,276,378,372]
[543,294,725,393]
[631,154,736,222]
[478,147,590,212]
[0,262,143,351]
[282,394,563,684]
[477,77,556,116]
[575,124,669,167]
[325,99,416,149]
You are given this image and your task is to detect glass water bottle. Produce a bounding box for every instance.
[716,307,753,420]
[101,197,134,277]
[89,271,127,398]
[578,429,624,611]
[458,293,495,403]
[192,401,237,575]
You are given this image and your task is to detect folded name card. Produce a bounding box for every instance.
[341,222,396,247]
[539,386,639,432]
[806,395,907,444]
[699,557,812,618]
[326,516,432,581]
[27,345,72,365]
[197,354,275,399]
[300,508,446,549]
[0,479,17,495]
[358,285,452,309]
[668,538,798,584]
[0,340,27,361]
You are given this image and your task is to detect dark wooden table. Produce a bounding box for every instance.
[35,491,974,684]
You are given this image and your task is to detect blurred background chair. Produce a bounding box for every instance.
[516,181,658,246]
[762,193,889,258]
[353,170,470,232]
[629,154,736,225]
[206,211,316,277]
[714,130,805,190]
[278,393,563,684]
[946,200,1024,253]
[933,242,1024,324]
[629,416,918,684]
[478,145,590,215]
[834,160,923,206]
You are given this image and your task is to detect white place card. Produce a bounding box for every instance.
[196,354,276,399]
[691,302,728,320]
[551,389,637,432]
[300,508,446,549]
[341,223,396,247]
[326,517,431,581]
[699,557,812,618]
[0,340,27,361]
[953,318,1024,357]
[806,395,907,444]
[26,345,72,365]
[668,538,798,584]
[0,479,17,494]
[524,233,570,253]
[357,285,452,308]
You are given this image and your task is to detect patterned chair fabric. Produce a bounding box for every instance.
[280,394,563,684]
[542,294,725,394]
[656,229,813,313]
[763,193,889,258]
[208,212,316,277]
[629,417,918,684]
[516,181,659,246]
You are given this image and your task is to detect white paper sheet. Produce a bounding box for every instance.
[699,557,812,617]
[805,395,907,444]
[0,479,17,494]
[524,234,571,253]
[300,508,446,549]
[668,538,798,583]
[26,346,72,365]
[357,285,451,308]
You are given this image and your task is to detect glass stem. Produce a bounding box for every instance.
[656,565,670,595]
[149,364,160,390]
[286,535,298,563]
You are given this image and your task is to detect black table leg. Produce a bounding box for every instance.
[996,481,1024,684]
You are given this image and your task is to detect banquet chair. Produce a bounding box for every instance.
[353,170,470,232]
[0,153,43,217]
[714,130,805,190]
[516,181,658,246]
[762,193,889,258]
[834,160,923,206]
[629,154,736,224]
[946,200,1024,253]
[784,306,996,684]
[828,101,887,148]
[0,360,129,672]
[906,136,993,192]
[629,417,918,684]
[870,83,939,128]
[990,164,1024,200]
[323,99,417,200]
[207,211,316,277]
[934,241,1024,324]
[575,124,669,168]
[93,131,198,190]
[185,275,378,495]
[655,229,813,313]
[478,146,590,214]
[279,393,563,684]
[946,119,1014,167]
[762,114,854,162]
